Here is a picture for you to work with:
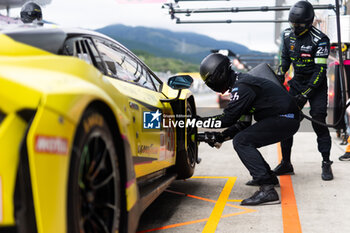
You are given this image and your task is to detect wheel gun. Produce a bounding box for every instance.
[197,132,222,149]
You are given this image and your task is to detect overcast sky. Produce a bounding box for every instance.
[6,0,336,53]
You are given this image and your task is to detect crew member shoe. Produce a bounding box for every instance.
[273,160,294,175]
[245,176,280,187]
[322,161,333,181]
[339,152,350,161]
[241,185,280,206]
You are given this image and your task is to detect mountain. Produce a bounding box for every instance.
[96,24,269,65]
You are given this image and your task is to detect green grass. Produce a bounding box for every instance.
[133,50,199,73]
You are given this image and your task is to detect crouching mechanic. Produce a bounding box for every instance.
[198,53,300,205]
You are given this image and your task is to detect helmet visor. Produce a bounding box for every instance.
[289,22,308,36]
[21,11,42,23]
[289,22,306,29]
[204,72,229,93]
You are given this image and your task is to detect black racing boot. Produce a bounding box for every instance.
[241,185,280,206]
[273,160,294,175]
[322,161,333,181]
[245,176,280,187]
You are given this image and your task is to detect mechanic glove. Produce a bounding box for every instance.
[294,88,314,110]
[203,132,225,149]
[214,132,225,143]
[294,94,307,110]
[301,87,314,99]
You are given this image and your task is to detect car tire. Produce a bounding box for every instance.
[175,103,197,179]
[67,108,121,233]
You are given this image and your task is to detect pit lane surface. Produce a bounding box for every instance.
[137,133,350,233]
[137,93,350,233]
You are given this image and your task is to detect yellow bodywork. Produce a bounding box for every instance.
[0,113,27,225]
[0,32,193,232]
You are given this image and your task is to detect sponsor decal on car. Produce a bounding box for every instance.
[137,144,159,155]
[35,135,69,155]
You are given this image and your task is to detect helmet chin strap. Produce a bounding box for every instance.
[296,28,309,37]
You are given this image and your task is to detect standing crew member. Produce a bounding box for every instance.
[274,1,333,180]
[20,1,43,25]
[198,53,300,205]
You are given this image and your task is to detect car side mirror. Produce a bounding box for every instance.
[167,75,193,90]
[160,75,193,103]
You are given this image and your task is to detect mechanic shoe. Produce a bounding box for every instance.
[339,152,350,161]
[245,177,280,187]
[322,161,333,181]
[241,185,280,206]
[273,160,294,176]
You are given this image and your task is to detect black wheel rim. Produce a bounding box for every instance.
[187,106,197,168]
[78,133,120,233]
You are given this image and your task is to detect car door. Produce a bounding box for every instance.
[62,36,139,161]
[92,38,176,177]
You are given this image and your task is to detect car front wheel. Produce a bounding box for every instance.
[68,108,121,233]
[175,103,197,179]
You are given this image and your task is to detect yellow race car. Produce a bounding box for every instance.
[0,26,198,233]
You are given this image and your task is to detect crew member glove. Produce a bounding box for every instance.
[214,132,225,143]
[203,132,225,148]
[294,94,307,110]
[301,88,314,99]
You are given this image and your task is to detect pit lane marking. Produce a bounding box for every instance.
[202,177,237,233]
[278,143,302,233]
[137,176,256,233]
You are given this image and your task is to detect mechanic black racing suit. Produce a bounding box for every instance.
[279,26,331,162]
[207,73,300,185]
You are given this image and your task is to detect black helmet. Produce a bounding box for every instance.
[288,1,314,36]
[200,53,233,93]
[20,2,42,23]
